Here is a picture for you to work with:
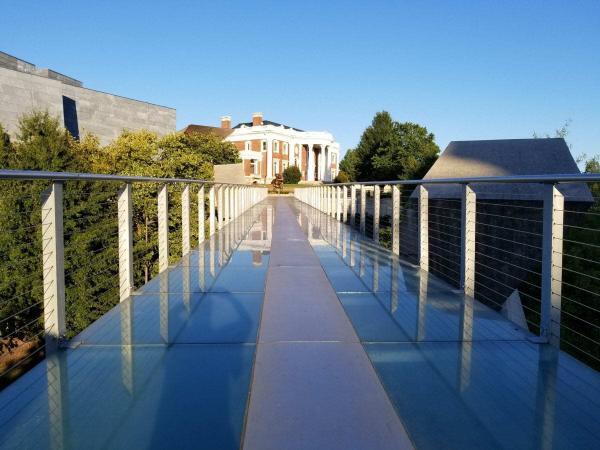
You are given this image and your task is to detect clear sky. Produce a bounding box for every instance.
[2,0,599,160]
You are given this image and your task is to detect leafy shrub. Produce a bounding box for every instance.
[334,170,349,183]
[283,165,302,184]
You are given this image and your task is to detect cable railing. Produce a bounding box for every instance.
[295,174,600,370]
[0,169,267,387]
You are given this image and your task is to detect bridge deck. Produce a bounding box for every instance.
[0,197,599,450]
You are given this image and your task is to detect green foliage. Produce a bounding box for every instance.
[283,165,302,184]
[334,170,349,184]
[339,148,360,181]
[0,113,237,352]
[348,111,440,182]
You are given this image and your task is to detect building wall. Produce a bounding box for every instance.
[0,66,176,145]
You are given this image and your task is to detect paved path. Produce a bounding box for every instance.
[242,198,413,450]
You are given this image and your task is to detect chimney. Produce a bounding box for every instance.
[252,112,263,126]
[220,115,231,129]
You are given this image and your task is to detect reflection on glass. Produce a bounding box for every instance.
[121,297,134,393]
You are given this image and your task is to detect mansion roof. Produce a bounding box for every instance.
[232,120,304,132]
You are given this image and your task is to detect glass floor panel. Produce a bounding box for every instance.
[0,202,273,450]
[293,199,600,450]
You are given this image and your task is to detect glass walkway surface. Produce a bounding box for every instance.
[0,196,599,450]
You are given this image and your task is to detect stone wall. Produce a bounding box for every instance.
[0,66,176,145]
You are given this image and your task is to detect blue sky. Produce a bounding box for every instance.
[2,0,599,160]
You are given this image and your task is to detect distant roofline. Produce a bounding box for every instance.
[0,65,175,110]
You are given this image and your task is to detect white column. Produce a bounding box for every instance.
[267,140,273,180]
[318,148,324,181]
[118,183,134,302]
[307,144,314,182]
[41,182,66,349]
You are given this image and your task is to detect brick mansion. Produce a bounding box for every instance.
[184,112,340,183]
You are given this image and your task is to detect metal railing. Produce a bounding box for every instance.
[0,169,267,384]
[295,174,600,369]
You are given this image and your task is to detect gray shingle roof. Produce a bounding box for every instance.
[421,138,592,201]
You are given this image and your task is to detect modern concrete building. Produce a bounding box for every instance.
[184,113,340,183]
[0,51,176,144]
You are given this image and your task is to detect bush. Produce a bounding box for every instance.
[334,170,349,183]
[283,165,302,184]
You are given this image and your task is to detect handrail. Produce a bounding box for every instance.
[0,169,249,186]
[323,173,600,186]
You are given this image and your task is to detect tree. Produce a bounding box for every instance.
[283,165,301,184]
[352,111,439,181]
[339,148,360,181]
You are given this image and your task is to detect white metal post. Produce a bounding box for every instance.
[217,185,224,229]
[118,183,134,302]
[209,186,216,236]
[360,185,366,235]
[418,185,429,272]
[351,185,357,226]
[181,185,190,256]
[198,185,205,244]
[460,184,476,297]
[541,184,564,346]
[392,185,400,256]
[224,186,230,224]
[41,182,66,349]
[373,185,380,243]
[343,186,348,223]
[336,186,342,220]
[158,184,169,273]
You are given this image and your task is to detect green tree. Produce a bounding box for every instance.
[339,148,360,181]
[352,111,439,181]
[282,165,301,184]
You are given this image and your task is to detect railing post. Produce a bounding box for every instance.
[360,185,366,235]
[351,185,357,225]
[541,184,564,346]
[373,185,380,243]
[209,185,216,236]
[198,185,205,244]
[418,185,429,272]
[392,185,400,256]
[41,182,66,349]
[158,184,169,273]
[118,183,134,302]
[343,186,348,223]
[336,186,342,220]
[217,185,224,229]
[460,184,476,297]
[181,184,190,256]
[224,186,230,224]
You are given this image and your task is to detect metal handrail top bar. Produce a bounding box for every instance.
[325,173,600,186]
[0,169,255,186]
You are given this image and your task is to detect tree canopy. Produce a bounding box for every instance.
[339,111,439,181]
[0,112,239,386]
